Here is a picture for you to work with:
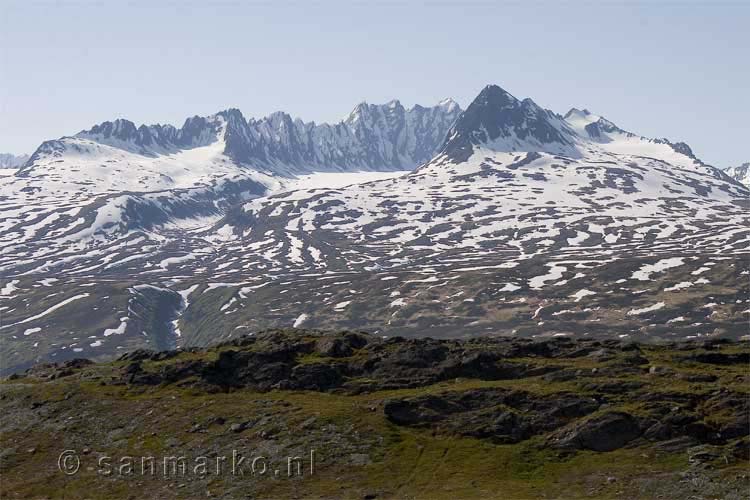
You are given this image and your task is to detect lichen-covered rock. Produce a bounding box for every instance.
[548,412,642,452]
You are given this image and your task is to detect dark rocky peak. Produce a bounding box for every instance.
[84,118,138,142]
[411,98,459,117]
[260,111,296,135]
[653,137,697,160]
[563,107,592,120]
[79,118,187,152]
[439,84,576,161]
[345,100,406,127]
[215,108,248,131]
[583,116,626,139]
[670,141,694,158]
[217,109,262,164]
[385,98,404,110]
[653,138,695,159]
[135,123,179,148]
[437,97,460,111]
[345,101,372,124]
[476,84,518,107]
[172,115,220,148]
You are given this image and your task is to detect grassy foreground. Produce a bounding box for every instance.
[1,330,748,499]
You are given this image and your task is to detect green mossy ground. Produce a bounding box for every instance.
[1,337,748,499]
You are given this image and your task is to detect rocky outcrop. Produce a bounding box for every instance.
[384,388,601,444]
[9,329,749,456]
[548,412,642,452]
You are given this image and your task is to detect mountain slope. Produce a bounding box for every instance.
[1,100,460,249]
[0,99,460,271]
[223,85,747,273]
[0,84,747,375]
[155,85,744,345]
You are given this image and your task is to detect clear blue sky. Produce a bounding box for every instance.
[1,1,747,167]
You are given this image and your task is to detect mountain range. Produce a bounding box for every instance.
[0,153,29,169]
[0,84,747,375]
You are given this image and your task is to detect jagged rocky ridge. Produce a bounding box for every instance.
[20,98,461,176]
[1,98,461,248]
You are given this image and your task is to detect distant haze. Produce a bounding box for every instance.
[1,1,747,167]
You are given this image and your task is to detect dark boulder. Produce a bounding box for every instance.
[384,389,601,445]
[124,361,162,385]
[540,396,600,420]
[683,352,750,365]
[288,363,343,390]
[62,358,94,369]
[316,337,352,357]
[383,396,462,426]
[159,360,205,383]
[200,350,294,389]
[315,333,368,357]
[621,353,649,366]
[463,411,530,443]
[644,421,674,441]
[549,412,642,452]
[437,351,519,380]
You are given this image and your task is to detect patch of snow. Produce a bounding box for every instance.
[0,279,20,297]
[627,302,665,316]
[570,289,596,302]
[103,317,129,336]
[664,281,693,292]
[631,258,684,281]
[293,313,309,327]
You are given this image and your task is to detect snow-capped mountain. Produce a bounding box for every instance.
[1,84,747,375]
[441,85,579,161]
[226,85,743,268]
[1,99,460,248]
[0,153,29,169]
[725,162,750,187]
[19,98,461,188]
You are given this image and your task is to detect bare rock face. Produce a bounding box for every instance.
[547,412,642,452]
[383,388,602,444]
